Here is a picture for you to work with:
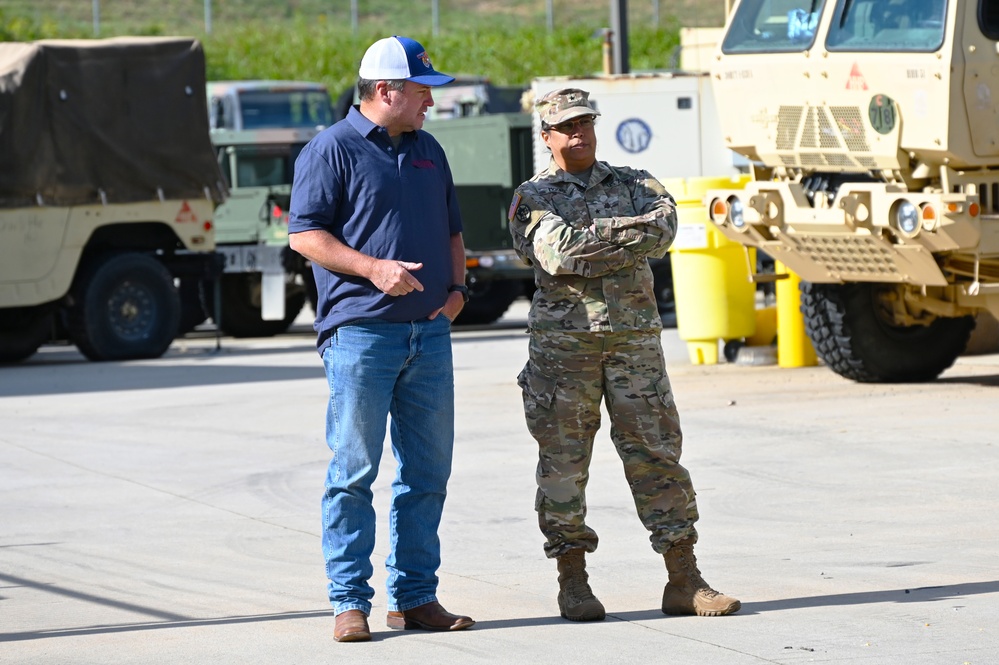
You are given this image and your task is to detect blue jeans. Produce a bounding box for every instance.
[320,316,455,616]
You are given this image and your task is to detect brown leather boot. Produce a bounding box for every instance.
[386,601,474,631]
[662,539,741,617]
[333,609,371,642]
[556,549,606,621]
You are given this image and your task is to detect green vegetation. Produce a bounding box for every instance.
[202,23,683,96]
[2,1,726,98]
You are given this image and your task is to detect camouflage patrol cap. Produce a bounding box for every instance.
[536,88,600,127]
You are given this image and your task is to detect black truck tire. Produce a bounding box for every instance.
[66,252,181,361]
[212,273,306,338]
[800,281,974,383]
[0,304,55,363]
[456,279,522,325]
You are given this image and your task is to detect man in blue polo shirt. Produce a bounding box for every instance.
[288,35,473,643]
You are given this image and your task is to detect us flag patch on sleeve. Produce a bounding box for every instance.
[507,193,522,221]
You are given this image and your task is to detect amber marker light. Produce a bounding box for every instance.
[711,198,728,222]
[920,204,937,231]
[969,202,981,217]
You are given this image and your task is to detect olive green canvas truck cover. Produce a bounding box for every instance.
[0,37,224,208]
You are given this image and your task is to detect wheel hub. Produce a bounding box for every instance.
[109,281,154,341]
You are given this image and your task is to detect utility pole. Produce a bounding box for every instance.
[92,0,100,36]
[610,0,629,74]
[205,0,212,35]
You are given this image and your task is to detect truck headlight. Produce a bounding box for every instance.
[728,196,746,228]
[894,200,919,236]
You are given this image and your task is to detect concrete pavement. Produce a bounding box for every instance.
[2,300,998,664]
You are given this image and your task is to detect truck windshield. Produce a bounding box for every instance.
[826,0,946,51]
[721,0,827,53]
[219,144,309,188]
[238,90,333,129]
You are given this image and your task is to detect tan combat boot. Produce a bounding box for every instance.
[662,539,741,617]
[556,549,606,621]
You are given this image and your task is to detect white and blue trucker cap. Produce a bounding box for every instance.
[358,36,455,86]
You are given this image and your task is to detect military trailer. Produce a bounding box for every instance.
[200,80,333,336]
[0,37,224,362]
[704,0,999,382]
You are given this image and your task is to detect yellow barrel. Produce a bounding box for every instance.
[665,176,756,365]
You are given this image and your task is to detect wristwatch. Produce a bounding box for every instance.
[448,284,470,303]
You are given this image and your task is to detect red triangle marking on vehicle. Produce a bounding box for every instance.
[846,62,868,90]
[175,200,199,224]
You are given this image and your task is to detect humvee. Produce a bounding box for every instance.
[0,37,224,362]
[704,0,999,381]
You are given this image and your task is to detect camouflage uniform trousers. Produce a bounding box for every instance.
[517,328,699,558]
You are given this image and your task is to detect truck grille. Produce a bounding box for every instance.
[775,105,872,169]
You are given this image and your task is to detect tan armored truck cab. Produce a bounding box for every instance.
[0,37,225,362]
[704,0,999,381]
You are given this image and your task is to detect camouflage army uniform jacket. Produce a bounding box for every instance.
[509,159,677,332]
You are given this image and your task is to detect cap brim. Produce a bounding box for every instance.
[546,106,600,125]
[409,73,455,86]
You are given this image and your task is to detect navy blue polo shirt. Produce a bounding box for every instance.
[288,106,462,351]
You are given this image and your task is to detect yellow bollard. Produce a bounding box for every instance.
[775,261,818,368]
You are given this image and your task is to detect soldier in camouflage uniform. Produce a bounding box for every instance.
[509,88,740,621]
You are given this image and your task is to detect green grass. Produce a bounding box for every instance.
[1,1,727,98]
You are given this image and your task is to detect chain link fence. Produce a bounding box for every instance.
[3,1,725,38]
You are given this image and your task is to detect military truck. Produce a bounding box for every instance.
[197,80,333,336]
[0,37,224,363]
[704,0,999,382]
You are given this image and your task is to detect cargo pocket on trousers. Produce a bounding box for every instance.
[653,374,675,408]
[517,364,562,453]
[517,364,558,410]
